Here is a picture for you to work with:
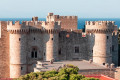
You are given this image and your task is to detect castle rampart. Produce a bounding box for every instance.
[0,13,119,78]
[0,21,10,78]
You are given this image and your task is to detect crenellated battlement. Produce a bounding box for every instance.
[42,21,61,26]
[86,29,114,34]
[60,29,82,33]
[47,13,77,20]
[57,16,77,19]
[7,21,22,26]
[86,21,115,26]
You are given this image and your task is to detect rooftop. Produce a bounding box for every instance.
[34,60,109,72]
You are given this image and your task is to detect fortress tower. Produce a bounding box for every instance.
[86,21,117,64]
[46,13,77,30]
[7,21,28,78]
[42,21,61,61]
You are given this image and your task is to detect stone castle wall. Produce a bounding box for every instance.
[59,30,89,60]
[0,21,10,78]
[0,13,119,78]
[46,13,77,30]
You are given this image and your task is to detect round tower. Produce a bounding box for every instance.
[7,21,28,78]
[86,21,115,64]
[42,21,61,61]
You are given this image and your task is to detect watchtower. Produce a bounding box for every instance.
[7,21,28,78]
[86,21,117,64]
[42,21,61,61]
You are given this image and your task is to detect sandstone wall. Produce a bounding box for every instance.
[46,13,77,30]
[0,21,9,78]
[9,33,27,78]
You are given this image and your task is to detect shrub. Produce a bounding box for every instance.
[15,64,99,80]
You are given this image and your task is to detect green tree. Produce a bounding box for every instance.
[15,64,99,80]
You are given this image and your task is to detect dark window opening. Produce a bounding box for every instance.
[51,38,53,40]
[92,50,93,53]
[44,53,45,56]
[107,36,109,39]
[59,49,61,55]
[34,37,35,40]
[19,38,21,41]
[31,51,34,58]
[112,45,114,51]
[21,67,23,70]
[75,46,79,53]
[35,51,37,58]
[31,48,37,58]
[103,63,105,65]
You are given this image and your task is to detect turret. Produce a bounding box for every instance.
[42,21,61,61]
[86,21,117,65]
[7,21,28,78]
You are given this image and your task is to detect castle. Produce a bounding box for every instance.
[0,13,118,78]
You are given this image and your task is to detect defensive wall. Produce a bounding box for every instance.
[0,21,10,78]
[0,13,119,78]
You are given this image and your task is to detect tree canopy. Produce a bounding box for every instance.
[15,64,99,80]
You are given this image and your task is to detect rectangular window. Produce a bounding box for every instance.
[75,46,79,53]
[92,50,93,53]
[59,49,61,55]
[21,67,23,70]
[35,51,37,58]
[19,38,21,41]
[107,36,109,39]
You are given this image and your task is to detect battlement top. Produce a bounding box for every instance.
[42,21,61,26]
[7,21,43,26]
[47,13,77,19]
[86,21,115,26]
[32,16,38,21]
[48,13,54,16]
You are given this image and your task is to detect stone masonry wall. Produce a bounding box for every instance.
[0,21,9,78]
[59,30,89,60]
[46,13,78,30]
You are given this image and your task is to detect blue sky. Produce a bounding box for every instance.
[0,0,120,18]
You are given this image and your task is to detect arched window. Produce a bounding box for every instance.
[31,47,37,58]
[31,51,34,58]
[35,51,37,58]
